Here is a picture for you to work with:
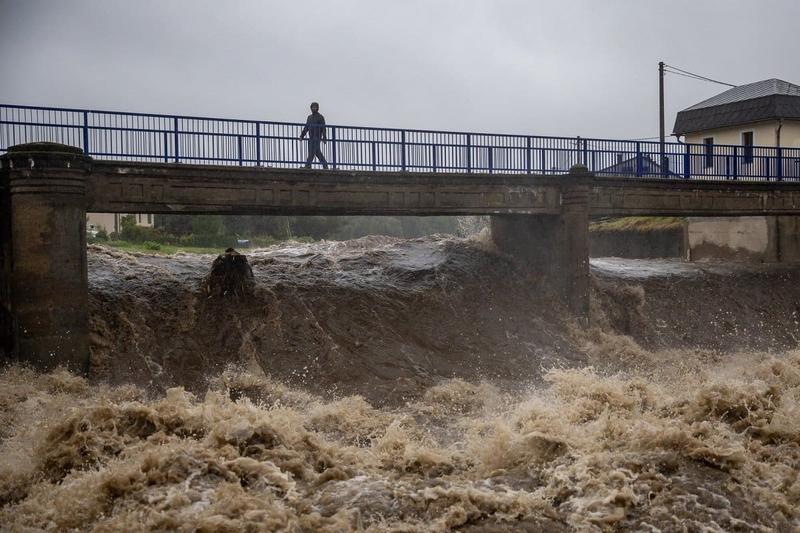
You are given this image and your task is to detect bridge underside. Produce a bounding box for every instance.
[4,143,800,374]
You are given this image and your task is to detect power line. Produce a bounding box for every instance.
[665,69,731,86]
[665,63,733,84]
[664,64,736,86]
[663,64,737,88]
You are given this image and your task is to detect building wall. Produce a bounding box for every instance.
[683,119,800,179]
[780,120,800,147]
[683,119,800,147]
[86,213,117,233]
[86,213,153,234]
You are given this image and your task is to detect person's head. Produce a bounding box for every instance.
[310,102,319,113]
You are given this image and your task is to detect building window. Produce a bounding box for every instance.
[704,137,714,168]
[742,131,754,164]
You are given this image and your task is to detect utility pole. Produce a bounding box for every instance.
[659,61,666,174]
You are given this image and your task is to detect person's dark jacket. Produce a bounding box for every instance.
[301,112,326,140]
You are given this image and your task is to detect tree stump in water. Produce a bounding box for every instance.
[202,248,255,298]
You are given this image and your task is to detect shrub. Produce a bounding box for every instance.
[176,234,197,247]
[249,236,279,247]
[119,220,166,244]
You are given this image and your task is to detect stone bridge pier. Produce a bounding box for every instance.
[1,143,91,373]
[490,167,590,319]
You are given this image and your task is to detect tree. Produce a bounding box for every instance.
[191,215,223,236]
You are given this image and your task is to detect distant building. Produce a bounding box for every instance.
[673,78,800,178]
[87,213,153,235]
[598,154,678,177]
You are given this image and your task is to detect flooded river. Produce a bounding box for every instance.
[1,236,798,531]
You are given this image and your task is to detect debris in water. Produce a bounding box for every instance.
[202,248,255,298]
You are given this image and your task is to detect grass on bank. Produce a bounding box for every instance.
[590,216,684,233]
[91,240,236,255]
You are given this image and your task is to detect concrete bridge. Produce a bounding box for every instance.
[3,103,800,373]
[4,141,800,374]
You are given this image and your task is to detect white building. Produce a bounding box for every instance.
[87,213,153,235]
[673,78,800,262]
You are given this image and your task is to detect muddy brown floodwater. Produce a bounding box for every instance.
[1,235,799,531]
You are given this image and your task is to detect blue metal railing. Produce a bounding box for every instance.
[2,103,799,181]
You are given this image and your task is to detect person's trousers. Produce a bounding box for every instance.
[305,139,328,169]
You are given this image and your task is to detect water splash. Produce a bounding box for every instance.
[1,356,798,531]
[3,237,799,530]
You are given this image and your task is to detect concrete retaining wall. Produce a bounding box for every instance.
[590,228,684,258]
[776,216,800,262]
[590,216,800,262]
[686,216,800,262]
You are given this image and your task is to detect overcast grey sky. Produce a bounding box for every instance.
[1,0,798,139]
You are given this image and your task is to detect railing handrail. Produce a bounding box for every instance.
[0,102,603,141]
[4,102,793,151]
[2,103,799,181]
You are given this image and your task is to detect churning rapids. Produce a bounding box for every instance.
[1,235,799,531]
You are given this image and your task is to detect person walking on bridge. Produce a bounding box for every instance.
[299,102,328,169]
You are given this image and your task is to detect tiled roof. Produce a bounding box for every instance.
[673,79,800,135]
[684,79,800,111]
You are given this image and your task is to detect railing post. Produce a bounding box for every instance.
[400,130,406,172]
[725,155,731,179]
[732,146,738,180]
[371,141,377,171]
[162,131,169,163]
[635,142,643,177]
[466,133,471,173]
[173,117,179,163]
[488,147,493,174]
[526,136,532,174]
[331,126,337,170]
[765,156,770,181]
[237,135,243,166]
[777,147,783,181]
[431,144,437,172]
[255,122,261,166]
[541,148,547,173]
[683,143,691,179]
[581,137,588,166]
[82,111,89,155]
